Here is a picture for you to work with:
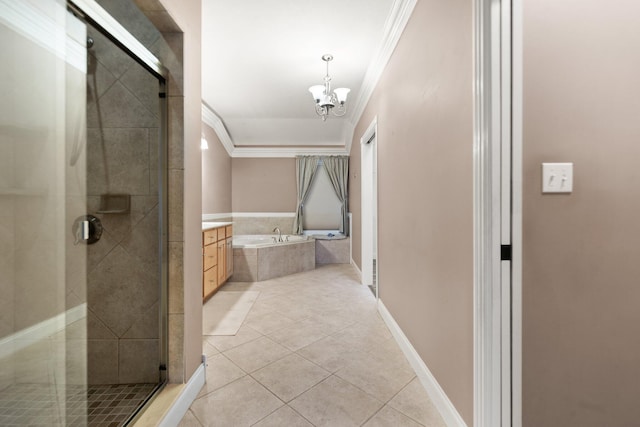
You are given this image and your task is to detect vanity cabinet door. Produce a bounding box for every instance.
[203,243,217,271]
[217,240,226,286]
[225,237,233,279]
[203,265,218,299]
[203,229,217,246]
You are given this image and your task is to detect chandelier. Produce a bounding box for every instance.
[308,54,350,121]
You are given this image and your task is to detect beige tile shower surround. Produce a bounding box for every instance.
[85,0,186,386]
[85,20,161,384]
[101,0,189,383]
[180,264,446,427]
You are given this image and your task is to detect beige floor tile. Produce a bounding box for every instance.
[245,311,296,335]
[331,322,393,354]
[252,353,330,402]
[388,378,447,427]
[204,324,262,352]
[273,304,321,322]
[190,376,283,427]
[178,409,203,426]
[205,290,260,310]
[202,339,219,358]
[223,336,291,373]
[268,320,328,351]
[242,304,277,323]
[362,405,424,427]
[197,354,246,398]
[335,347,416,402]
[181,264,446,426]
[296,335,370,373]
[252,405,313,427]
[203,309,249,336]
[202,291,259,335]
[220,281,263,292]
[289,375,383,427]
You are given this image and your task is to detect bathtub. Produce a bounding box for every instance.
[302,230,347,240]
[231,234,315,281]
[233,234,309,248]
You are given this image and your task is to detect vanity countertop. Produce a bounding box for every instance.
[202,221,233,231]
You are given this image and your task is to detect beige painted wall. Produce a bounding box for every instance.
[232,158,296,212]
[522,2,640,426]
[349,0,473,423]
[202,123,231,214]
[157,0,202,381]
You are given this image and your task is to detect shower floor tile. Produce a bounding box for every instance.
[87,383,157,426]
[0,383,157,426]
[0,383,64,426]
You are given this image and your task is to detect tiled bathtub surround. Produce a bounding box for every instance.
[231,215,295,236]
[315,237,350,265]
[182,264,446,427]
[232,240,315,282]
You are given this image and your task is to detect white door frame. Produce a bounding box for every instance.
[474,0,521,426]
[511,0,523,424]
[361,117,378,297]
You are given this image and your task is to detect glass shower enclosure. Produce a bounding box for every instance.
[0,0,168,424]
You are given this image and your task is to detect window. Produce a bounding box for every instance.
[302,160,342,231]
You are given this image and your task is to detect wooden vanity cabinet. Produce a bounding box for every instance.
[202,224,233,301]
[217,240,226,286]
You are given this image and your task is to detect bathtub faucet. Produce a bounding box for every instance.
[273,227,282,242]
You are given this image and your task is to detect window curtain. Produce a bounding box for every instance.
[293,156,320,235]
[322,156,349,236]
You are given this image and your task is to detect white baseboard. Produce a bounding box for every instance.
[158,359,206,427]
[0,303,86,359]
[377,300,467,427]
[351,259,362,281]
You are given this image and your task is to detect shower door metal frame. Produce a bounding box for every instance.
[66,0,170,389]
[68,0,167,79]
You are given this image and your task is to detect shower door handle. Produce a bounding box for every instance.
[72,214,103,245]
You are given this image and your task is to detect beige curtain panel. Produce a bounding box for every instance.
[293,156,320,234]
[322,156,349,235]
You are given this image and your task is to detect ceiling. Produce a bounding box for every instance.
[201,0,415,157]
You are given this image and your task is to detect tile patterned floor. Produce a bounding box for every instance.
[0,382,157,427]
[180,264,446,427]
[87,383,158,426]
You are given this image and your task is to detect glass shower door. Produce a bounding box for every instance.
[0,0,88,425]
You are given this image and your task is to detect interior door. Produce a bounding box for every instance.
[361,119,378,296]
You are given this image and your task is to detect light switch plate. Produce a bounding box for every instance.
[542,163,573,193]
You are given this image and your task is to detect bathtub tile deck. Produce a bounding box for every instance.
[182,264,446,427]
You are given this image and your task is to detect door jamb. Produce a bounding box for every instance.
[360,117,378,297]
[474,0,520,426]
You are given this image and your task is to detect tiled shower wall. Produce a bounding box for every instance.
[85,20,161,384]
[93,0,187,385]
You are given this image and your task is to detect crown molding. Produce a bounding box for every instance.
[201,104,348,158]
[201,104,235,156]
[201,0,416,158]
[231,146,349,158]
[345,0,417,154]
